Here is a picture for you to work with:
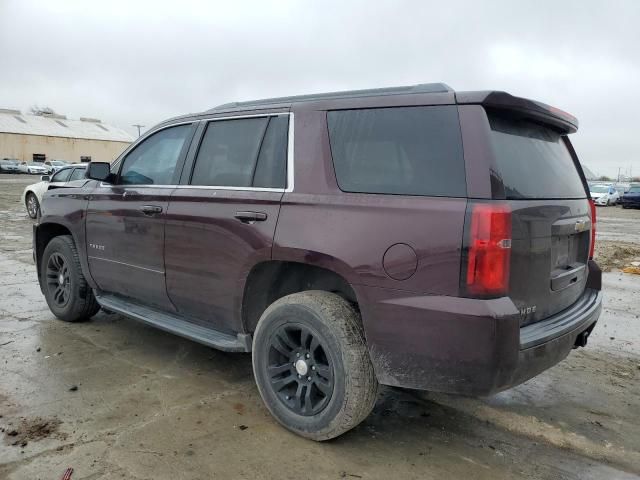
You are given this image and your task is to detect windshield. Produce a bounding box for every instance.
[590,185,610,193]
[51,161,65,166]
[628,186,640,193]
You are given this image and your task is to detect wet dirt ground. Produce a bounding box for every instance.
[1,173,639,479]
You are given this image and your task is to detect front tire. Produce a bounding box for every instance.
[41,235,100,322]
[252,291,378,441]
[25,193,39,219]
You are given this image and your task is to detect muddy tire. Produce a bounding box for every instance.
[41,235,100,322]
[252,290,378,441]
[25,193,39,219]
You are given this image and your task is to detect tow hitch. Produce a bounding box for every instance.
[574,329,591,349]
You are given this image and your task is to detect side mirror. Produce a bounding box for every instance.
[41,175,50,182]
[87,162,112,182]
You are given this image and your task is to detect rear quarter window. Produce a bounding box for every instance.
[327,106,466,197]
[488,113,587,199]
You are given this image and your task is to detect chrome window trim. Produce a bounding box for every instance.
[97,183,284,193]
[285,112,294,192]
[174,185,285,193]
[110,112,294,193]
[98,183,176,189]
[187,112,294,193]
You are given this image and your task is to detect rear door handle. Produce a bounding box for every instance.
[140,205,163,216]
[234,211,267,223]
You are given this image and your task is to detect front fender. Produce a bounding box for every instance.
[34,185,94,290]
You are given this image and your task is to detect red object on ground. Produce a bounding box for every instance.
[61,467,73,480]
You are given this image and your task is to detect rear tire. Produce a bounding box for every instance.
[252,291,378,441]
[41,235,100,322]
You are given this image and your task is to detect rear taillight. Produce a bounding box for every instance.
[589,198,596,259]
[465,203,512,297]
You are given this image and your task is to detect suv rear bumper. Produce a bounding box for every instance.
[358,275,601,396]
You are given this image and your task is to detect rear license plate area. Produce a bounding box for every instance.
[551,235,573,269]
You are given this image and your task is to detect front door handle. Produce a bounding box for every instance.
[234,211,267,223]
[140,205,163,216]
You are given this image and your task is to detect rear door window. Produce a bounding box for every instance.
[327,106,466,197]
[488,113,587,199]
[253,116,288,188]
[191,115,288,189]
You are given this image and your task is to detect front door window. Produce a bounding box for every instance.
[119,125,191,185]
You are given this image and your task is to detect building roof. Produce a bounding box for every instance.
[0,109,134,143]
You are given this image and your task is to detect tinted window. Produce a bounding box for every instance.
[327,106,466,197]
[51,168,72,182]
[120,125,191,185]
[69,167,86,181]
[191,117,269,187]
[253,116,288,188]
[488,113,586,199]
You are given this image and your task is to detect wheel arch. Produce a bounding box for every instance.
[34,222,84,292]
[241,260,360,334]
[23,187,36,205]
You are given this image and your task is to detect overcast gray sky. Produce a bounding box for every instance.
[1,0,638,177]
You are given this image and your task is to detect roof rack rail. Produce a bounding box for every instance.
[209,82,453,112]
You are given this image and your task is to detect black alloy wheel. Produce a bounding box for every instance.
[45,252,71,308]
[267,324,334,416]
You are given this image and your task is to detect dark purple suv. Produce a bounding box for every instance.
[34,83,602,440]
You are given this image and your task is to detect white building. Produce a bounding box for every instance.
[0,109,133,164]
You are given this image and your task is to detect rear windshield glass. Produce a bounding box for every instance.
[327,106,466,197]
[488,113,587,199]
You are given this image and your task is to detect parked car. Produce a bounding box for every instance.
[44,160,69,174]
[22,164,87,218]
[620,185,640,209]
[33,84,601,440]
[589,184,619,206]
[0,159,20,174]
[19,162,49,175]
[614,185,629,196]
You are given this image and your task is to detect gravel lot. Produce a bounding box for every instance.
[1,173,639,479]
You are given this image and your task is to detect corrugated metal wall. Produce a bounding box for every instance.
[0,133,130,163]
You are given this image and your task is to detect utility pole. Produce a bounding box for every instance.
[132,124,145,137]
[618,167,621,183]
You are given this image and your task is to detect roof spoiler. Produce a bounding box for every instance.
[455,91,578,134]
